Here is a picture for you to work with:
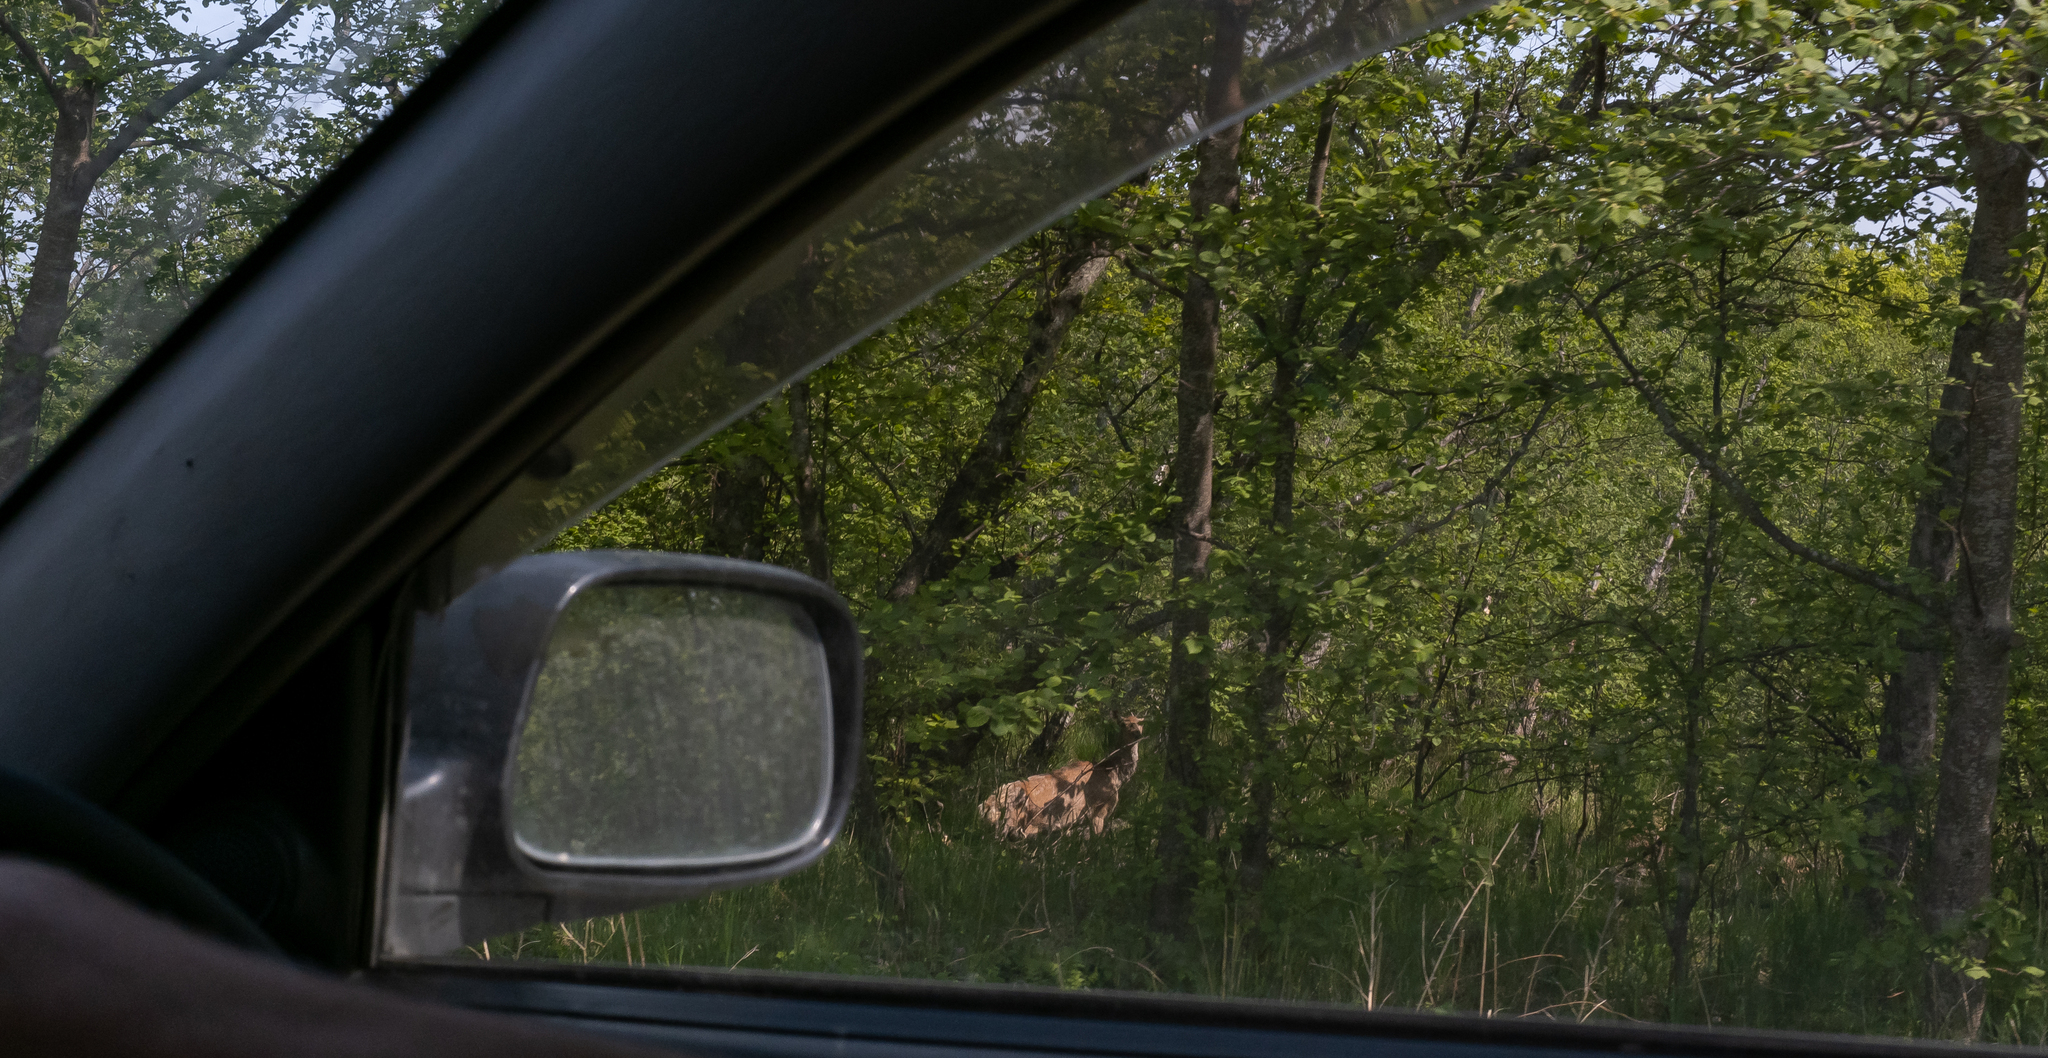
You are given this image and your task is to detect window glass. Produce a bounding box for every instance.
[470,0,2047,1047]
[444,0,1482,588]
[0,0,500,493]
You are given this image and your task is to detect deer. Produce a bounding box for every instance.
[978,714,1143,840]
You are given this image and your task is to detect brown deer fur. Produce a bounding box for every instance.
[979,715,1143,839]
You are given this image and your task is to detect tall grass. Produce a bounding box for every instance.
[483,765,2048,1046]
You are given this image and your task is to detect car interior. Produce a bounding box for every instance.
[0,0,2034,1055]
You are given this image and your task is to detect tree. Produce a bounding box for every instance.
[888,236,1111,601]
[527,1,2048,1039]
[1148,0,1249,942]
[0,0,499,489]
[1919,108,2034,1038]
[1507,0,2048,1032]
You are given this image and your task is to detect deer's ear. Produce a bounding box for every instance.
[379,551,861,959]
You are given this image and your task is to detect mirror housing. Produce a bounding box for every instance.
[378,551,862,958]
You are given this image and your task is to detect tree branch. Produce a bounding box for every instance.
[0,11,57,102]
[1582,303,1927,610]
[87,1,304,182]
[136,136,298,198]
[1386,396,1555,551]
[111,52,222,77]
[1117,252,1184,300]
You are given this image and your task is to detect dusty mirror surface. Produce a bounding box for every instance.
[509,584,832,868]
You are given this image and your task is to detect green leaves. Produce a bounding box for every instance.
[2,1,505,463]
[544,5,2048,1031]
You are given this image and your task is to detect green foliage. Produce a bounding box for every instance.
[0,0,501,462]
[515,0,2048,1043]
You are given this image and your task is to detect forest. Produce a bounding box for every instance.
[504,0,2048,1045]
[0,0,2043,1047]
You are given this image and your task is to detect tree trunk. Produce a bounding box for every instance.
[1149,0,1249,941]
[0,1,300,490]
[703,445,774,560]
[1919,120,2032,1041]
[1238,88,1341,911]
[1860,351,1968,925]
[1666,488,1718,1020]
[1238,367,1295,910]
[1643,468,1697,595]
[789,379,833,584]
[1022,704,1076,772]
[0,74,100,488]
[871,243,1107,832]
[886,243,1109,601]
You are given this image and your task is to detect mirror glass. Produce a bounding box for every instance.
[509,583,833,868]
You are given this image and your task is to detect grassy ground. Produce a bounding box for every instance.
[479,773,2048,1044]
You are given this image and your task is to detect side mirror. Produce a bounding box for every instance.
[378,551,861,958]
